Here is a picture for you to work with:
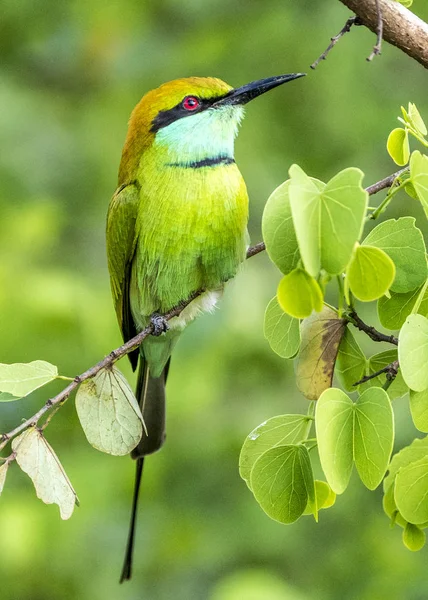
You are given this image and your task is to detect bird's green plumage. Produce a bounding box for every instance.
[106,74,304,581]
[107,78,249,378]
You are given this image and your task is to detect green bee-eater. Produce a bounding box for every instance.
[106,72,305,581]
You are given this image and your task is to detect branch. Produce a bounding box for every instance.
[365,167,407,196]
[246,241,265,258]
[353,359,399,386]
[0,243,265,451]
[339,0,428,69]
[0,167,405,451]
[311,16,360,70]
[347,310,398,345]
[366,0,383,61]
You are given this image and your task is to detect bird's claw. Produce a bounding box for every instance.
[150,313,169,336]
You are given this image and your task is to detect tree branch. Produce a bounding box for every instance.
[0,244,265,451]
[353,359,399,386]
[347,310,398,345]
[246,241,265,258]
[0,167,406,451]
[339,0,428,69]
[365,167,407,196]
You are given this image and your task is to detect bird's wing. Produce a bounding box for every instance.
[106,182,140,370]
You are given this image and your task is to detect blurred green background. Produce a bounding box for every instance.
[1,1,428,598]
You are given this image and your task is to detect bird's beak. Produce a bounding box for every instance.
[213,73,306,107]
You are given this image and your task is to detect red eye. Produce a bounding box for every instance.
[182,96,200,111]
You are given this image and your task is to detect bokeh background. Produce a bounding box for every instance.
[1,1,428,598]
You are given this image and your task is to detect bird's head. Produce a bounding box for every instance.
[119,73,305,183]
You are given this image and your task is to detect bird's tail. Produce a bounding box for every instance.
[120,359,168,583]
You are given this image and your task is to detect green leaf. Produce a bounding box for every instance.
[263,297,300,358]
[403,523,426,551]
[353,387,394,490]
[382,481,409,529]
[410,151,428,218]
[239,415,310,489]
[410,389,428,432]
[0,461,9,495]
[359,350,407,401]
[316,387,394,493]
[0,360,58,399]
[335,327,366,392]
[262,180,300,274]
[303,480,336,516]
[288,165,368,277]
[378,287,423,330]
[316,388,354,494]
[250,444,315,524]
[12,427,78,520]
[383,481,399,521]
[387,128,410,166]
[0,392,21,402]
[396,1,413,9]
[404,181,419,200]
[362,217,427,293]
[321,482,337,509]
[296,306,346,400]
[408,103,427,137]
[399,314,428,391]
[76,366,144,456]
[346,245,396,302]
[383,436,428,493]
[395,456,428,524]
[277,268,323,319]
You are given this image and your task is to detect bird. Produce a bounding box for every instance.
[106,72,305,582]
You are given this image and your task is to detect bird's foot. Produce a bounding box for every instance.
[150,313,169,336]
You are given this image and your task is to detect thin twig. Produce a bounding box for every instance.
[0,244,265,451]
[311,16,360,70]
[365,167,407,196]
[367,0,383,61]
[383,362,399,391]
[353,359,399,386]
[246,241,265,258]
[0,167,405,451]
[339,0,428,71]
[347,311,398,346]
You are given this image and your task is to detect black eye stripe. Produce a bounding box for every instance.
[150,93,229,133]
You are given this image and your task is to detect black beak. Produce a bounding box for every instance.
[213,73,306,107]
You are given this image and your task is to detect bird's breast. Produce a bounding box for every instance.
[132,161,249,315]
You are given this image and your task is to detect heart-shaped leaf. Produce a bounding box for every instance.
[288,165,367,277]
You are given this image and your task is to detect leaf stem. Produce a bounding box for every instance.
[303,402,316,440]
[337,275,345,317]
[366,177,408,222]
[409,129,428,148]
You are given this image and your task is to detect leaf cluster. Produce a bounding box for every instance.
[0,361,143,519]
[243,103,428,551]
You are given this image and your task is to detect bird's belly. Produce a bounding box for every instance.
[131,163,248,327]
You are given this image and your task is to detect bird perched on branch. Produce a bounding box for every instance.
[106,72,305,581]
